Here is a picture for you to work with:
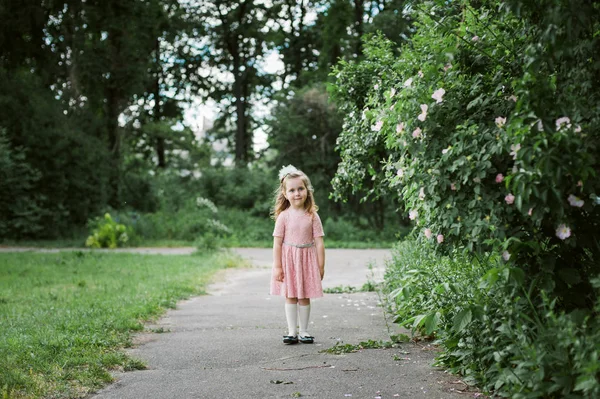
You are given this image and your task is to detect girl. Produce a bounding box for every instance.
[271,165,325,345]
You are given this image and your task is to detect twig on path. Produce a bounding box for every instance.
[261,365,334,371]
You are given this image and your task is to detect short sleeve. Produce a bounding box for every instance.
[312,212,324,238]
[273,212,285,237]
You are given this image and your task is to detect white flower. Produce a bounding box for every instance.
[432,88,446,104]
[502,251,511,261]
[403,78,413,87]
[419,187,425,200]
[556,224,571,240]
[510,143,521,160]
[472,35,480,42]
[575,125,582,133]
[442,147,450,154]
[555,116,571,131]
[537,120,544,131]
[374,84,379,90]
[567,194,584,208]
[424,228,432,239]
[409,210,418,220]
[372,121,384,131]
[495,116,506,128]
[396,122,405,134]
[397,168,404,177]
[390,88,396,97]
[418,104,428,121]
[278,165,298,181]
[509,95,517,102]
[418,70,424,78]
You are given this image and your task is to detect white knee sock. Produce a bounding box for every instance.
[285,303,298,336]
[298,304,311,336]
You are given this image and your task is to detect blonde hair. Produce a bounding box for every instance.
[271,169,318,219]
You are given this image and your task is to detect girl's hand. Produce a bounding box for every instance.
[274,267,284,282]
[319,267,324,281]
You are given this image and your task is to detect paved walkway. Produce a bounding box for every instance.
[2,247,469,398]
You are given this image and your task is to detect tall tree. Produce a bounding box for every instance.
[194,0,274,165]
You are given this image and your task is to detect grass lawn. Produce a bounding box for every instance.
[0,250,244,399]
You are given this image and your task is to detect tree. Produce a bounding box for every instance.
[194,0,274,165]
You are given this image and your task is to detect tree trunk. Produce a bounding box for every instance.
[154,37,166,168]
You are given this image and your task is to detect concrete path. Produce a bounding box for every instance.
[2,247,470,398]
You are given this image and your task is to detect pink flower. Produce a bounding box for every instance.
[505,193,515,205]
[528,208,533,216]
[419,187,425,200]
[432,88,446,104]
[417,104,428,121]
[574,125,582,133]
[412,127,422,139]
[502,251,511,261]
[509,95,517,102]
[510,143,521,160]
[372,121,383,131]
[450,183,457,191]
[556,224,571,240]
[472,35,480,42]
[409,210,418,220]
[403,78,413,87]
[443,63,452,72]
[437,234,444,243]
[555,117,571,131]
[424,228,432,239]
[397,168,404,177]
[396,122,405,134]
[374,84,379,90]
[495,173,504,183]
[567,194,584,207]
[495,116,506,128]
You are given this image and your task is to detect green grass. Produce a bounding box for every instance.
[0,250,244,399]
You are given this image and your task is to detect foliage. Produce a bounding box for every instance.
[333,0,600,396]
[0,130,45,239]
[0,250,243,398]
[332,1,599,303]
[384,239,600,398]
[85,213,133,249]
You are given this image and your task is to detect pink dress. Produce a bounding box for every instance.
[270,209,324,299]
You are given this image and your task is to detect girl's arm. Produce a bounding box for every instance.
[314,236,325,280]
[273,236,284,282]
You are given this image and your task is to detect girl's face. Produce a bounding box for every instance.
[283,177,308,209]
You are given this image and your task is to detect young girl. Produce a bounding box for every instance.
[271,165,325,345]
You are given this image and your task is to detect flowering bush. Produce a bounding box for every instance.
[331,0,600,395]
[331,0,599,306]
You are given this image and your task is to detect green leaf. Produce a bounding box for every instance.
[452,308,472,333]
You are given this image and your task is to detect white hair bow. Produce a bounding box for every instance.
[278,164,298,181]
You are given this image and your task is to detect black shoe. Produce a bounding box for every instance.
[283,335,298,344]
[298,334,314,344]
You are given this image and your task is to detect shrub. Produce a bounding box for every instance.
[85,213,132,249]
[385,239,600,397]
